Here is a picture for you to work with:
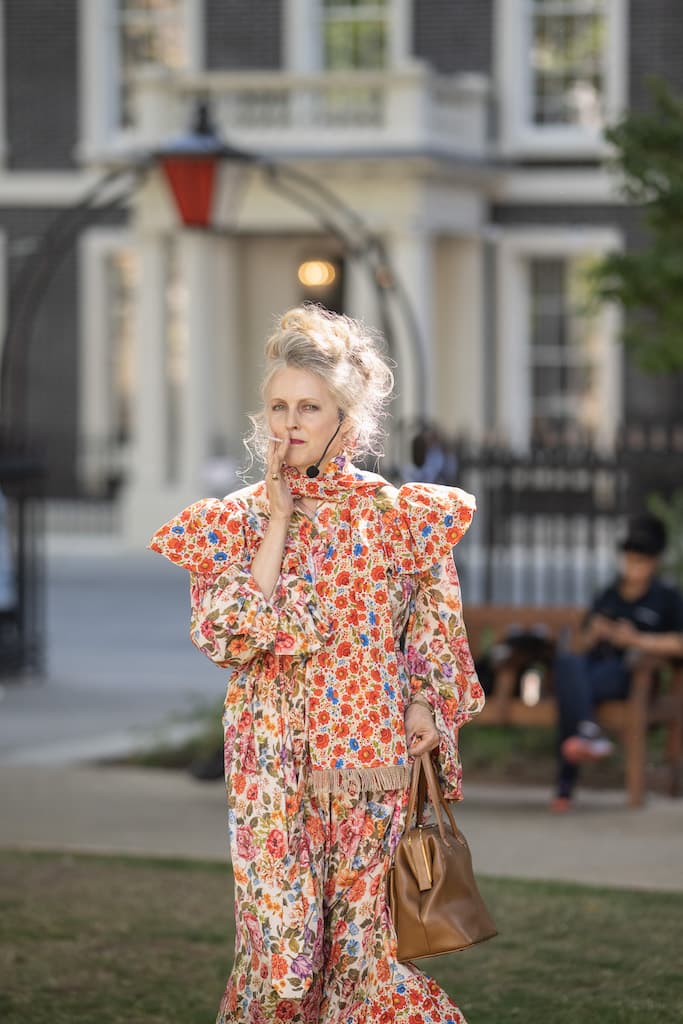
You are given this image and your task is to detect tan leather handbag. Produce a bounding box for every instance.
[387,753,497,962]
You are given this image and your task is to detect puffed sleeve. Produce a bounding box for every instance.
[404,556,485,800]
[147,498,330,668]
[383,482,476,576]
[386,482,481,799]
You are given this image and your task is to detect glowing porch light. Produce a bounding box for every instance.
[297,260,337,288]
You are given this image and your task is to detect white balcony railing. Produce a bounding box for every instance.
[129,64,490,161]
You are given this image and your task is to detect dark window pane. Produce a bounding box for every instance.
[529,256,603,437]
[324,22,354,69]
[531,4,605,127]
[354,21,386,69]
[323,17,386,70]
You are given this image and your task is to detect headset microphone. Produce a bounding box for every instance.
[305,412,345,479]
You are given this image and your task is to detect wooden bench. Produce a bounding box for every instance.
[463,605,683,807]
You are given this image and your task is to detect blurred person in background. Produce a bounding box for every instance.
[149,305,484,1023]
[552,514,683,812]
[401,422,457,486]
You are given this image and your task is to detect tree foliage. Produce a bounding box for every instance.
[589,76,683,372]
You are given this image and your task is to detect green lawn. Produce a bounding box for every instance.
[1,850,681,1024]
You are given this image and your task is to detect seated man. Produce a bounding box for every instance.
[552,514,683,812]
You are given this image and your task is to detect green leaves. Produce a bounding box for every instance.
[591,76,683,372]
[647,489,683,588]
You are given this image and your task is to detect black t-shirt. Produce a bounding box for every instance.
[587,577,683,660]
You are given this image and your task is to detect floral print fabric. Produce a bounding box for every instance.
[149,456,481,797]
[148,463,484,1022]
[217,731,467,1023]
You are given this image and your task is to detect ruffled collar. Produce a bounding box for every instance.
[281,453,379,500]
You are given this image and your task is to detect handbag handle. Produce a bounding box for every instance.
[405,753,462,845]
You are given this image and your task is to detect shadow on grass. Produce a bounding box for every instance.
[1,850,681,1024]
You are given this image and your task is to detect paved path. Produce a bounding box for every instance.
[2,763,682,892]
[0,537,222,765]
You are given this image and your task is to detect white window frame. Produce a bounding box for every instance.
[78,0,203,161]
[495,226,623,450]
[78,227,137,493]
[284,0,412,72]
[495,0,628,159]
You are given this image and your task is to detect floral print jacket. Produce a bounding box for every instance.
[149,478,484,800]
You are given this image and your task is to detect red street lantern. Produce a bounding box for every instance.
[156,102,251,229]
[160,154,218,228]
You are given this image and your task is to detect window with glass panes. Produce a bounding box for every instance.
[322,1,389,70]
[529,257,602,439]
[118,0,186,128]
[530,0,606,129]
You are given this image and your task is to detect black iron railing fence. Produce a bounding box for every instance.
[451,425,683,604]
[22,421,683,607]
[387,422,683,605]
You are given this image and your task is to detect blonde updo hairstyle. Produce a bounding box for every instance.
[247,305,394,468]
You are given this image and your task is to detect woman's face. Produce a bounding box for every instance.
[266,367,347,471]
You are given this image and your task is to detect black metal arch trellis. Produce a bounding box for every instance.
[0,163,148,443]
[0,109,429,675]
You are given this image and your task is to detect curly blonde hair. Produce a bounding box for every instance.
[246,305,394,468]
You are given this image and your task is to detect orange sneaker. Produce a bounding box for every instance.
[561,734,614,764]
[549,796,573,814]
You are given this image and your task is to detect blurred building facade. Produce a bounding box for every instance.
[0,1,682,546]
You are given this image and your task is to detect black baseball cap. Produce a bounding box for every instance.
[620,514,667,557]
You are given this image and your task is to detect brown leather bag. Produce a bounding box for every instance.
[387,753,497,962]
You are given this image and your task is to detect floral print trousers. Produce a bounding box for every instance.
[215,687,468,1024]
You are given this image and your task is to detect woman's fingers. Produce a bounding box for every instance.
[408,728,439,755]
[266,438,294,517]
[268,438,284,477]
[268,436,289,475]
[405,705,439,755]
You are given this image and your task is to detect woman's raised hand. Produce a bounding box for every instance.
[266,437,294,521]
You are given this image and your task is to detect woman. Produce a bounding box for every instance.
[148,306,484,1024]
